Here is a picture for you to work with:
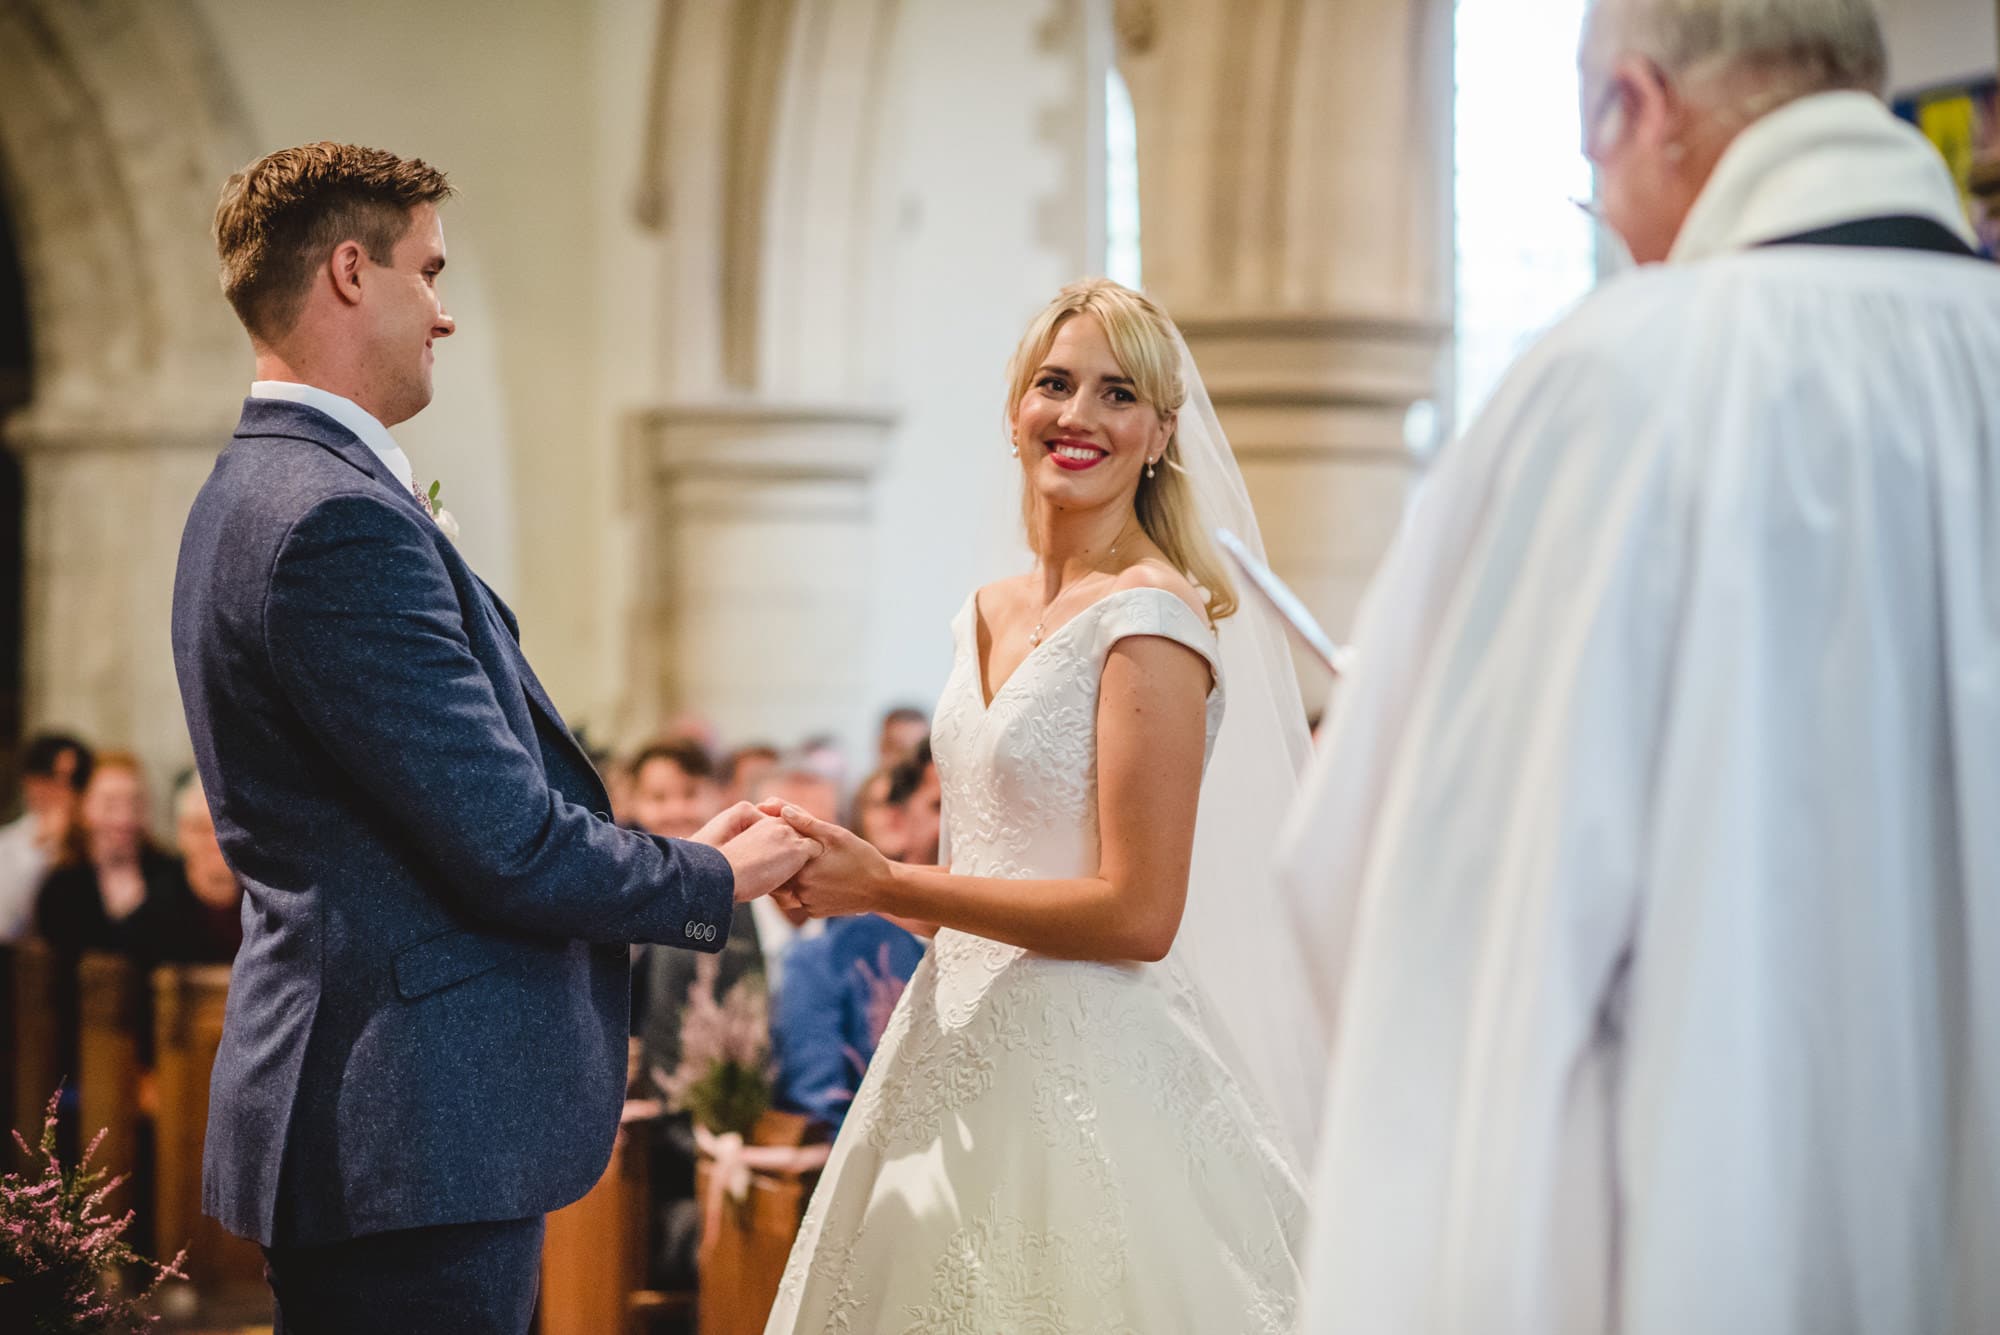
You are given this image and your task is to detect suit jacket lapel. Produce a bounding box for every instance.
[459,567,605,806]
[475,572,522,642]
[234,398,608,809]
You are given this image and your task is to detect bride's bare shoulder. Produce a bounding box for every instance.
[1112,560,1208,623]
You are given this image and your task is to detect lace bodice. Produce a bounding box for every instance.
[765,584,1306,1335]
[927,585,1225,884]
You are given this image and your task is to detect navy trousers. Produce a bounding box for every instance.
[263,1215,545,1335]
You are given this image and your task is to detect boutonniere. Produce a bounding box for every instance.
[416,478,461,542]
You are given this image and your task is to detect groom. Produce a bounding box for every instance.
[171,143,820,1334]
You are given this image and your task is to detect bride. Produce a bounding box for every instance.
[761,279,1327,1333]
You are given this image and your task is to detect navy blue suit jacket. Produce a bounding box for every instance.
[172,398,736,1246]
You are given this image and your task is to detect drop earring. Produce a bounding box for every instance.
[1145,458,1157,479]
[1011,441,1020,457]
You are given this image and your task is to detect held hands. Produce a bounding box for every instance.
[692,800,826,905]
[690,801,766,849]
[758,800,896,919]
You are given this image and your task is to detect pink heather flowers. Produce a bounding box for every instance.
[653,955,773,1139]
[1,1091,186,1332]
[856,943,909,1052]
[825,943,912,1111]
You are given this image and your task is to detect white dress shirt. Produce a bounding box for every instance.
[749,896,824,999]
[251,380,415,493]
[0,812,48,942]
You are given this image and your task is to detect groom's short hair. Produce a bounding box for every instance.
[214,142,454,343]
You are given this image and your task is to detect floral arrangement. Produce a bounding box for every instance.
[415,478,460,542]
[1,1093,185,1333]
[655,954,773,1139]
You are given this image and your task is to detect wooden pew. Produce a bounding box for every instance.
[7,939,61,1155]
[692,1111,819,1335]
[76,952,143,1219]
[540,1105,661,1335]
[0,944,13,1147]
[153,963,265,1291]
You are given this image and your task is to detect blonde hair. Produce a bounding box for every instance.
[1004,279,1238,622]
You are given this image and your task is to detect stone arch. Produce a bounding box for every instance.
[630,0,905,402]
[1114,0,1456,663]
[0,0,255,789]
[621,0,907,744]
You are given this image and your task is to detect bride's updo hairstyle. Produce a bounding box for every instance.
[1005,279,1238,622]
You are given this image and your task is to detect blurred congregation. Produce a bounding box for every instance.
[0,709,939,1328]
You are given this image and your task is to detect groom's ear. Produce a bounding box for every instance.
[329,239,367,308]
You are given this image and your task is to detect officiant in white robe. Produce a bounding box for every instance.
[1287,2,2000,1332]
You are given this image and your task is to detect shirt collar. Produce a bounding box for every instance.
[1670,91,1975,265]
[249,380,415,492]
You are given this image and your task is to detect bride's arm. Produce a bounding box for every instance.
[777,635,1209,962]
[879,911,938,939]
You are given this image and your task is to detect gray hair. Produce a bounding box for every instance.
[747,750,842,802]
[1581,0,1888,99]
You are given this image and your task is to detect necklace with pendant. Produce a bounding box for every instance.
[1028,521,1137,647]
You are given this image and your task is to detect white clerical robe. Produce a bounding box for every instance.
[1288,92,2000,1335]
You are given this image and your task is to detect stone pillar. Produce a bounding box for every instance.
[9,421,227,793]
[1116,0,1455,675]
[621,0,911,755]
[626,403,893,747]
[0,0,254,807]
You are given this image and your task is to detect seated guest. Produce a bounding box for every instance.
[746,754,843,994]
[770,743,933,1131]
[630,732,741,1072]
[626,740,726,1022]
[719,742,779,806]
[0,732,92,942]
[757,750,841,826]
[627,738,723,840]
[850,766,900,853]
[640,907,764,1295]
[875,705,929,770]
[171,773,244,963]
[632,738,763,1078]
[885,740,940,865]
[36,754,207,1086]
[770,913,922,1134]
[629,738,757,1295]
[35,752,194,963]
[632,874,769,1294]
[660,709,720,760]
[795,734,850,797]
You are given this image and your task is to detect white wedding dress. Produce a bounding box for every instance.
[764,585,1308,1334]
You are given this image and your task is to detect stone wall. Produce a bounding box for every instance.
[0,0,1458,794]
